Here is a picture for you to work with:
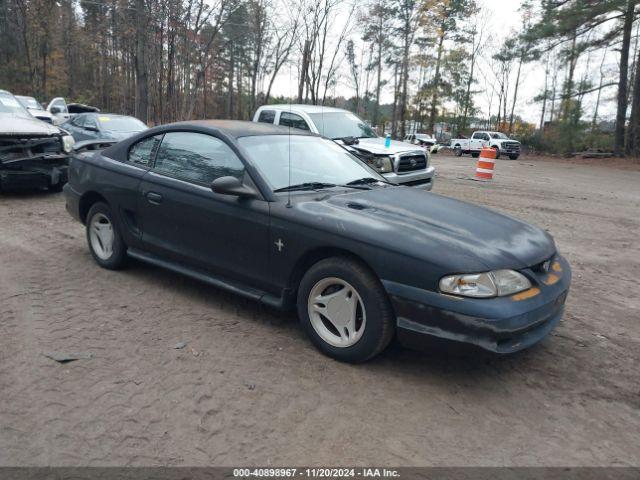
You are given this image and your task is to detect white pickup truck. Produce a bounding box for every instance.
[450,131,521,160]
[253,104,436,190]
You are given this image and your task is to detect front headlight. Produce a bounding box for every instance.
[61,135,75,153]
[439,270,531,298]
[492,269,532,296]
[367,155,393,174]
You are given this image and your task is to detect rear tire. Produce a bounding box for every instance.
[297,257,395,363]
[454,146,462,157]
[471,152,480,158]
[86,202,127,270]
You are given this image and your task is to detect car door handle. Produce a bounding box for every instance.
[145,191,163,205]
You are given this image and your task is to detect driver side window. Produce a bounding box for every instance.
[153,132,245,185]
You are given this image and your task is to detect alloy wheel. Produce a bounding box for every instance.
[307,277,366,348]
[89,212,115,260]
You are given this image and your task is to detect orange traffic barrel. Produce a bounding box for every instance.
[475,147,496,181]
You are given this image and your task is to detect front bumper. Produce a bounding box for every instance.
[500,144,521,156]
[0,160,68,191]
[383,255,571,354]
[383,165,435,190]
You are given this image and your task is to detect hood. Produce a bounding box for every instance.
[342,137,425,156]
[29,109,54,120]
[294,187,556,273]
[0,113,61,136]
[107,130,143,140]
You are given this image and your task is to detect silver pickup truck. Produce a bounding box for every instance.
[253,105,435,190]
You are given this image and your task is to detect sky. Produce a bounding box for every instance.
[269,0,620,126]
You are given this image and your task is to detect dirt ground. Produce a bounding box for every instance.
[0,154,639,467]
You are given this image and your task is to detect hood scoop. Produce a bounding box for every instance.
[346,202,370,211]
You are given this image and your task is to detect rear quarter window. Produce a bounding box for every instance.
[258,110,276,124]
[128,135,162,167]
[279,112,310,131]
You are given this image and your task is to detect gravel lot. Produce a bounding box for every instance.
[1,154,639,467]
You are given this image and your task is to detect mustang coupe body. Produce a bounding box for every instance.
[64,120,570,362]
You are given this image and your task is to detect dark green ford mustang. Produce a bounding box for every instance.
[64,120,571,362]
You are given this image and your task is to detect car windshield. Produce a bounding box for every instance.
[490,132,509,139]
[17,96,43,110]
[98,115,147,132]
[416,134,434,140]
[0,92,32,118]
[307,112,377,140]
[238,135,386,191]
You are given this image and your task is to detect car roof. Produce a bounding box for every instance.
[259,104,347,115]
[85,113,129,118]
[166,119,317,138]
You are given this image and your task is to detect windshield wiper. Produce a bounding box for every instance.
[273,182,337,193]
[345,177,390,186]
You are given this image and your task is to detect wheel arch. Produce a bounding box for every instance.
[79,191,109,224]
[286,246,377,302]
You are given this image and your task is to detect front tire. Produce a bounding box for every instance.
[492,146,501,159]
[297,257,395,363]
[86,202,127,270]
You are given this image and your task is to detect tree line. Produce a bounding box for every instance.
[0,0,639,156]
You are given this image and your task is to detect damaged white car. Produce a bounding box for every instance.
[0,89,74,192]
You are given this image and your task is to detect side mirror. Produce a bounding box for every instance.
[50,106,62,114]
[211,176,257,198]
[84,125,99,132]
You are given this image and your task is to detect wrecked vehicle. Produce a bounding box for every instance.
[0,90,75,192]
[45,97,100,125]
[16,95,55,124]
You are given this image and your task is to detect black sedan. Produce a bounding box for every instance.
[64,120,571,362]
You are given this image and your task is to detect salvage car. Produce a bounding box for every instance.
[61,113,148,142]
[404,133,436,147]
[253,105,435,190]
[0,89,74,192]
[64,120,571,363]
[16,95,55,124]
[404,133,445,154]
[45,97,100,125]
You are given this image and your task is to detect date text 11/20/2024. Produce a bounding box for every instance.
[233,468,400,478]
